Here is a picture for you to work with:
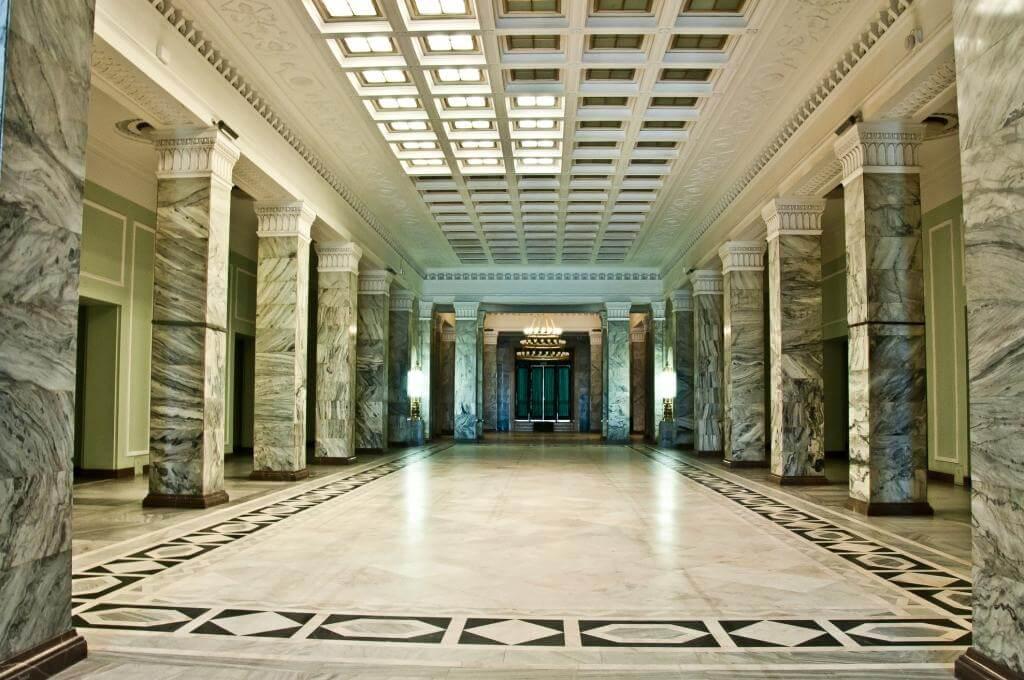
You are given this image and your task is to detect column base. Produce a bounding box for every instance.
[694,450,723,458]
[143,490,229,508]
[250,469,310,482]
[769,474,829,486]
[0,630,87,679]
[312,456,357,465]
[723,458,769,469]
[847,498,934,516]
[74,467,135,480]
[956,647,1024,680]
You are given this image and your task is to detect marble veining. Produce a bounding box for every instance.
[650,306,667,435]
[496,336,514,431]
[673,291,695,447]
[693,274,724,454]
[588,331,602,434]
[315,263,359,462]
[630,326,647,435]
[436,323,455,435]
[605,308,631,443]
[453,315,478,441]
[356,276,390,451]
[483,334,498,431]
[721,263,765,464]
[574,341,590,432]
[416,308,433,439]
[387,295,414,445]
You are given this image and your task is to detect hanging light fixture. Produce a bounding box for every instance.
[517,314,569,361]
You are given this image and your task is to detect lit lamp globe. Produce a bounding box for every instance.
[655,370,675,422]
[407,368,426,420]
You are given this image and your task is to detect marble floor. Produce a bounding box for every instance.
[62,442,971,678]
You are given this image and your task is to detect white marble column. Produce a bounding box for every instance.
[589,329,603,434]
[356,271,391,452]
[952,7,1024,677]
[605,302,632,443]
[145,129,240,508]
[0,0,94,668]
[835,121,931,515]
[453,302,480,441]
[692,271,724,455]
[483,329,498,431]
[251,202,314,481]
[313,242,361,463]
[672,288,695,447]
[417,300,434,439]
[388,290,415,446]
[720,241,766,467]
[764,198,826,484]
[650,301,668,438]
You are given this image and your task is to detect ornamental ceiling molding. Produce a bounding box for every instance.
[654,0,914,270]
[91,40,199,127]
[424,271,661,282]
[145,0,422,277]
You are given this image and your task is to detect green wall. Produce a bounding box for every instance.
[226,251,257,454]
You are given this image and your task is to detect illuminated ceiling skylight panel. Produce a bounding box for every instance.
[423,33,478,53]
[320,0,381,19]
[340,35,397,55]
[433,66,486,84]
[410,0,470,16]
[681,0,746,13]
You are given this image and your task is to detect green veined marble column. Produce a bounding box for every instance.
[388,290,415,446]
[952,6,1024,676]
[650,301,668,439]
[484,329,498,431]
[589,329,603,434]
[251,202,314,481]
[356,271,391,452]
[417,301,434,439]
[672,288,695,447]
[630,320,647,435]
[692,270,724,455]
[453,302,479,441]
[145,129,240,508]
[605,302,631,443]
[601,311,609,438]
[313,242,360,463]
[835,122,931,515]
[720,241,766,467]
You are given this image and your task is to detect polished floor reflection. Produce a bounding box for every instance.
[62,442,971,679]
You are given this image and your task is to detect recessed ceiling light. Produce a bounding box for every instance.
[377,97,419,109]
[461,140,496,149]
[411,158,445,166]
[466,158,500,166]
[521,157,554,165]
[401,141,438,150]
[514,95,557,108]
[446,95,488,108]
[518,119,556,129]
[343,36,393,53]
[324,0,379,18]
[425,33,475,51]
[414,0,468,15]
[437,67,482,82]
[361,69,407,83]
[520,139,556,148]
[390,120,429,131]
[453,120,492,129]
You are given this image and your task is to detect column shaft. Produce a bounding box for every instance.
[630,322,647,434]
[589,330,603,434]
[388,291,415,446]
[146,130,239,508]
[672,289,695,447]
[417,301,434,439]
[650,301,668,439]
[356,271,391,452]
[483,330,498,431]
[605,303,631,443]
[692,271,724,455]
[453,302,479,441]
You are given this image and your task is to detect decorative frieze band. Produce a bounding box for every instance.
[605,301,632,321]
[316,242,361,273]
[153,128,240,182]
[672,288,693,312]
[834,121,926,182]
[483,329,499,345]
[390,290,415,312]
[255,201,315,240]
[359,270,392,295]
[718,241,765,273]
[418,300,434,321]
[650,300,667,321]
[691,270,724,296]
[426,270,660,282]
[453,301,480,320]
[762,198,827,241]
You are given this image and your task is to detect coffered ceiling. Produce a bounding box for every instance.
[170,0,882,270]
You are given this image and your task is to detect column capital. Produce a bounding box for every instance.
[718,241,764,273]
[630,327,646,342]
[390,289,415,311]
[417,299,434,320]
[672,288,693,311]
[483,329,499,344]
[441,326,456,342]
[762,197,826,240]
[650,300,667,320]
[691,270,723,296]
[255,201,315,241]
[453,301,479,320]
[834,121,926,183]
[589,329,603,345]
[153,128,240,183]
[315,241,361,273]
[605,301,631,321]
[358,270,392,294]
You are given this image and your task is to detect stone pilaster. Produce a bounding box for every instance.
[692,271,724,455]
[417,300,434,439]
[672,288,695,447]
[438,322,456,434]
[483,329,498,431]
[313,242,361,463]
[251,201,314,481]
[589,329,603,434]
[650,301,668,436]
[0,0,94,669]
[476,315,485,438]
[764,198,826,484]
[605,302,632,443]
[388,290,415,446]
[145,128,240,508]
[719,241,766,467]
[356,271,391,452]
[630,322,647,434]
[835,121,931,514]
[952,7,1024,677]
[454,302,480,441]
[601,311,609,438]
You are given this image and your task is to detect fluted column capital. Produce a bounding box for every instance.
[453,301,480,320]
[153,127,240,184]
[671,288,693,311]
[316,241,361,273]
[834,120,926,183]
[691,270,723,296]
[358,270,392,294]
[390,290,415,311]
[650,300,667,321]
[418,300,434,321]
[255,201,315,241]
[589,329,604,345]
[718,240,764,273]
[605,301,632,321]
[762,197,827,241]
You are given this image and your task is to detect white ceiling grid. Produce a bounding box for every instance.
[302,0,751,265]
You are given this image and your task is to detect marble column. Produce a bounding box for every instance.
[417,300,434,439]
[692,271,724,456]
[764,198,826,484]
[251,202,314,481]
[589,329,603,433]
[145,129,240,508]
[672,288,695,447]
[720,241,766,467]
[453,302,480,441]
[313,242,361,463]
[0,0,94,669]
[476,317,485,438]
[355,271,391,452]
[650,301,668,437]
[497,336,514,431]
[605,302,632,443]
[601,311,609,438]
[574,338,590,432]
[835,121,931,515]
[952,7,1024,677]
[388,290,415,446]
[630,322,647,434]
[483,330,498,431]
[438,322,456,434]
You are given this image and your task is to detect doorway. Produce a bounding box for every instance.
[233,334,255,456]
[514,362,573,423]
[74,299,121,477]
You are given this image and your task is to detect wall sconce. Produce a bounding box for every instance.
[656,369,675,423]
[407,366,426,421]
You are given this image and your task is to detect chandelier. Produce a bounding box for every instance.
[517,314,569,361]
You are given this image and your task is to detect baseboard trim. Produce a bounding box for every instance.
[356,447,387,455]
[769,473,829,486]
[249,469,310,482]
[956,647,1024,679]
[73,467,134,480]
[142,490,229,509]
[928,469,973,488]
[312,456,357,465]
[0,630,87,679]
[723,458,769,469]
[847,498,934,516]
[694,450,723,459]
